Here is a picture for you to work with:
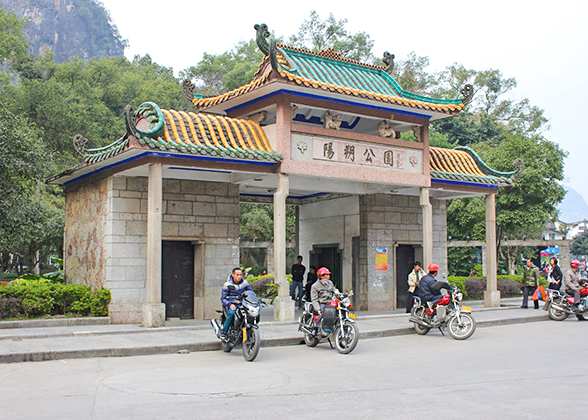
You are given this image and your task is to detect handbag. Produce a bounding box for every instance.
[532,288,540,301]
[537,285,547,302]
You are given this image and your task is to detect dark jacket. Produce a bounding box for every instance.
[221,274,253,307]
[418,273,439,302]
[291,263,306,282]
[548,265,562,287]
[305,271,318,301]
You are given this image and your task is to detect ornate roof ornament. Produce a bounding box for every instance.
[124,102,165,140]
[512,158,524,178]
[254,23,280,72]
[182,79,196,101]
[460,84,474,105]
[383,51,395,74]
[73,134,88,156]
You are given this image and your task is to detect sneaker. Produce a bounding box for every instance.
[219,332,228,341]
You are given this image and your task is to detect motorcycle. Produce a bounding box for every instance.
[298,290,359,354]
[409,286,476,340]
[210,287,265,361]
[543,284,588,321]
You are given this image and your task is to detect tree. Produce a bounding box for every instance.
[0,8,28,68]
[289,11,375,63]
[571,230,588,256]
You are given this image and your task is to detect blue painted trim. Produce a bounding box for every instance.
[431,179,499,190]
[63,151,277,186]
[223,89,433,120]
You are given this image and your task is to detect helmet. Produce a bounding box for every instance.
[428,263,439,272]
[571,260,580,268]
[317,267,331,277]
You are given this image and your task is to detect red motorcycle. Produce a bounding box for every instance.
[544,284,588,321]
[409,286,476,340]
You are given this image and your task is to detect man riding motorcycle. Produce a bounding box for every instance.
[418,264,443,306]
[219,267,254,340]
[563,260,587,321]
[310,267,337,331]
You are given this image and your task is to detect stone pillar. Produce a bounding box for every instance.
[143,163,166,327]
[484,193,500,307]
[273,173,294,321]
[420,187,433,268]
[559,242,570,273]
[266,244,274,275]
[481,245,487,276]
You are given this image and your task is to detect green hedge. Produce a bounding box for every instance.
[0,280,111,320]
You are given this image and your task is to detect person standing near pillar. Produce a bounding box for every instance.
[290,255,306,310]
[406,261,425,313]
[547,257,562,291]
[521,259,540,309]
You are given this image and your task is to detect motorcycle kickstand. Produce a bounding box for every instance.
[327,337,334,349]
[438,326,445,336]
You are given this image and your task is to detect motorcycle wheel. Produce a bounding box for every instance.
[242,327,260,362]
[304,331,319,347]
[334,322,359,354]
[548,304,569,321]
[447,313,476,340]
[412,307,430,335]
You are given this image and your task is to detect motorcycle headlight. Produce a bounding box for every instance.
[245,304,259,318]
[456,292,463,302]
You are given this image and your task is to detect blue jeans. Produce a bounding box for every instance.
[290,280,304,307]
[222,307,236,334]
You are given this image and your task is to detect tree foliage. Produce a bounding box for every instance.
[571,230,588,256]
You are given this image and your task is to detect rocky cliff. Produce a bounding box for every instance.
[0,0,125,63]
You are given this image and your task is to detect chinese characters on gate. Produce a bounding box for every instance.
[313,139,405,169]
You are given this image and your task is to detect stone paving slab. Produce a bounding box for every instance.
[0,303,550,364]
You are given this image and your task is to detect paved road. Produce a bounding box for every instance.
[1,319,585,419]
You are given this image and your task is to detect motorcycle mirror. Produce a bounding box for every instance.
[228,285,237,290]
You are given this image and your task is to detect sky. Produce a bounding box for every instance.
[101,0,588,205]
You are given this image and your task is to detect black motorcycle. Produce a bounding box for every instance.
[211,288,265,362]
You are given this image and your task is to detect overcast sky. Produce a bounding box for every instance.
[101,0,588,206]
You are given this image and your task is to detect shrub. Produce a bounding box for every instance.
[498,279,523,298]
[448,276,468,296]
[0,283,111,319]
[464,278,487,300]
[0,296,30,320]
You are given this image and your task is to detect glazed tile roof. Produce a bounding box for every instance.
[84,102,283,164]
[192,29,471,115]
[430,146,521,186]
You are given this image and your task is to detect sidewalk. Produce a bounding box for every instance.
[0,298,548,363]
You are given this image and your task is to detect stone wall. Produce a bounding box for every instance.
[358,194,447,311]
[69,175,240,323]
[64,178,109,289]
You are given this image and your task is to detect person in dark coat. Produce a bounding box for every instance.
[290,255,306,309]
[418,263,443,305]
[547,257,563,291]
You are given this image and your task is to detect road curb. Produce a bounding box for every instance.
[0,313,551,363]
[0,317,110,330]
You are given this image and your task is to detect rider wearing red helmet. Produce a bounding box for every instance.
[310,267,337,332]
[418,263,443,305]
[564,260,587,321]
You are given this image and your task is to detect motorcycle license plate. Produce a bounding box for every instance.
[348,313,356,319]
[242,327,247,342]
[461,306,472,312]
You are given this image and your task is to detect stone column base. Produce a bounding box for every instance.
[142,303,166,327]
[273,296,295,321]
[484,290,501,308]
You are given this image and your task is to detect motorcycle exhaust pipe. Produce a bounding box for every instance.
[550,303,571,314]
[299,325,313,334]
[409,317,431,328]
[210,319,220,336]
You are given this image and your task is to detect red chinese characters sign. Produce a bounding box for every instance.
[312,139,405,169]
